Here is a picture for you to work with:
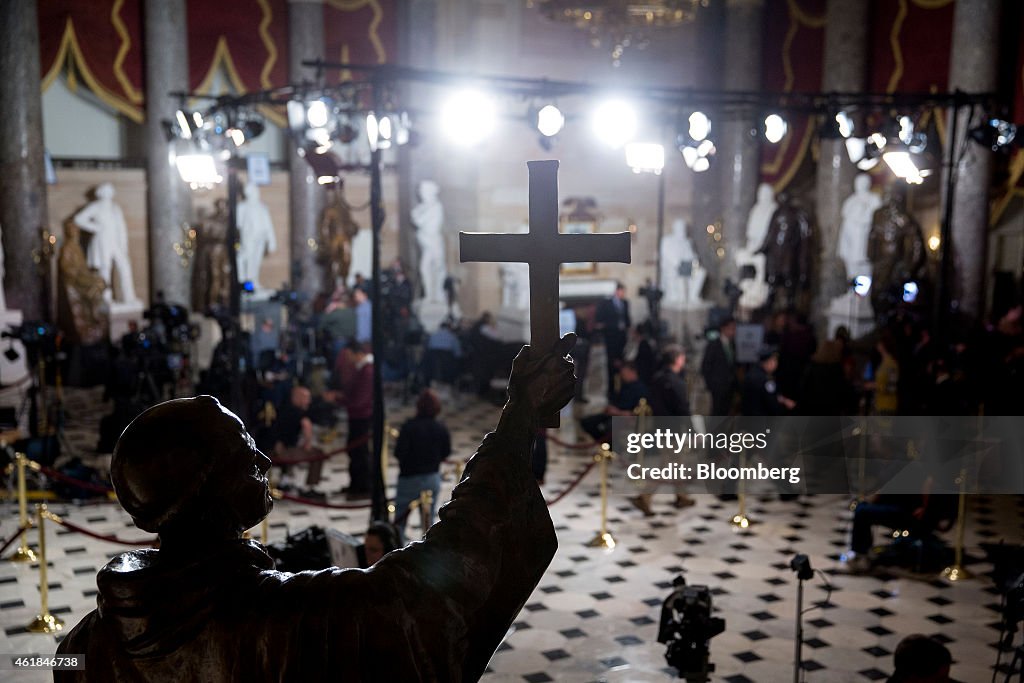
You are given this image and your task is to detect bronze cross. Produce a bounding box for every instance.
[460,160,631,425]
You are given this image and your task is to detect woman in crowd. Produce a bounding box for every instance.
[394,389,451,540]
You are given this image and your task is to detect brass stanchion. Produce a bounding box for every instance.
[587,444,616,549]
[26,504,63,634]
[729,451,753,529]
[9,453,37,563]
[418,489,434,534]
[260,515,269,546]
[941,468,972,582]
[454,460,464,482]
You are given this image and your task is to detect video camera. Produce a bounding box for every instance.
[657,576,726,682]
[2,321,58,366]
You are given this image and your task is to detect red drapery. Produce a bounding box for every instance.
[38,0,397,123]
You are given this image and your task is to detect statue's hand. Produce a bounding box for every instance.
[507,334,577,420]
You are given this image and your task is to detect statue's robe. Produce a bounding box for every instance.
[56,422,556,682]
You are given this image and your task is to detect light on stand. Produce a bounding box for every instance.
[688,111,711,141]
[536,104,565,137]
[928,235,941,251]
[441,89,497,146]
[175,153,222,188]
[853,275,871,297]
[883,149,931,184]
[625,142,665,174]
[592,99,638,149]
[763,113,788,144]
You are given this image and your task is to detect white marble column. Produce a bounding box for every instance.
[945,0,1002,320]
[144,0,192,306]
[0,0,47,320]
[814,0,869,318]
[288,0,326,298]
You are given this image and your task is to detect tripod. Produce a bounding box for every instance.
[791,554,815,683]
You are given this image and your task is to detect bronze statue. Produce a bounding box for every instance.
[318,185,361,294]
[58,219,109,345]
[56,334,577,682]
[867,189,926,322]
[191,199,231,313]
[757,191,815,312]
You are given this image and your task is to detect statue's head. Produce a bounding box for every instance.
[245,182,261,202]
[757,183,775,204]
[111,396,272,540]
[95,183,115,200]
[672,218,686,237]
[418,180,439,201]
[854,173,871,193]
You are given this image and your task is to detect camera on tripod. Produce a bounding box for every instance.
[2,321,58,365]
[657,575,726,682]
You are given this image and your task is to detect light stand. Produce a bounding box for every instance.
[790,553,815,683]
[368,76,388,523]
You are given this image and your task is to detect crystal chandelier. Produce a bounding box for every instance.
[528,1,707,64]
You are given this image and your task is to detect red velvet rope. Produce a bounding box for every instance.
[0,521,32,557]
[545,461,597,506]
[37,465,115,495]
[271,433,372,466]
[47,515,157,547]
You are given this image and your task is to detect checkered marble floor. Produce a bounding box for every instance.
[1,382,1022,682]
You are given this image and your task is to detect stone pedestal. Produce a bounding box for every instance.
[0,309,26,384]
[827,292,875,340]
[495,307,529,343]
[106,300,146,341]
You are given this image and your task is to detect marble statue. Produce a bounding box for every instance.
[58,220,110,345]
[758,191,815,313]
[73,183,139,304]
[319,185,361,293]
[235,182,277,293]
[867,190,926,322]
[737,183,778,310]
[837,173,882,281]
[500,222,530,311]
[56,334,576,682]
[411,180,446,304]
[660,218,707,308]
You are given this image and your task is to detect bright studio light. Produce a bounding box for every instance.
[592,99,637,149]
[441,90,497,146]
[688,111,711,141]
[536,105,565,137]
[928,235,941,251]
[853,275,872,297]
[764,114,788,144]
[175,153,221,187]
[883,150,930,184]
[625,142,665,174]
[307,100,330,128]
[835,111,854,138]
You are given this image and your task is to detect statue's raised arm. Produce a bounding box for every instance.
[57,335,577,682]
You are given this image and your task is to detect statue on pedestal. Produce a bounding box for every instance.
[867,189,926,322]
[58,220,109,345]
[73,183,140,305]
[319,185,361,293]
[56,335,575,682]
[837,173,882,282]
[659,218,707,308]
[411,180,446,304]
[235,183,277,294]
[191,199,231,313]
[737,183,778,310]
[757,191,815,313]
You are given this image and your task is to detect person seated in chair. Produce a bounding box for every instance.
[422,321,463,387]
[580,361,649,444]
[56,335,578,682]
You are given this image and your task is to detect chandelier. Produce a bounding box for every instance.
[528,1,707,64]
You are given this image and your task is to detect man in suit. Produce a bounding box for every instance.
[595,282,631,397]
[700,316,737,416]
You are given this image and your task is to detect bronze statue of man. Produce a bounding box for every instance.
[757,191,815,313]
[56,335,577,682]
[867,189,925,322]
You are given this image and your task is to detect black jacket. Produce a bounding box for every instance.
[395,417,451,477]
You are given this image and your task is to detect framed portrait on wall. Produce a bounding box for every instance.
[560,219,597,274]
